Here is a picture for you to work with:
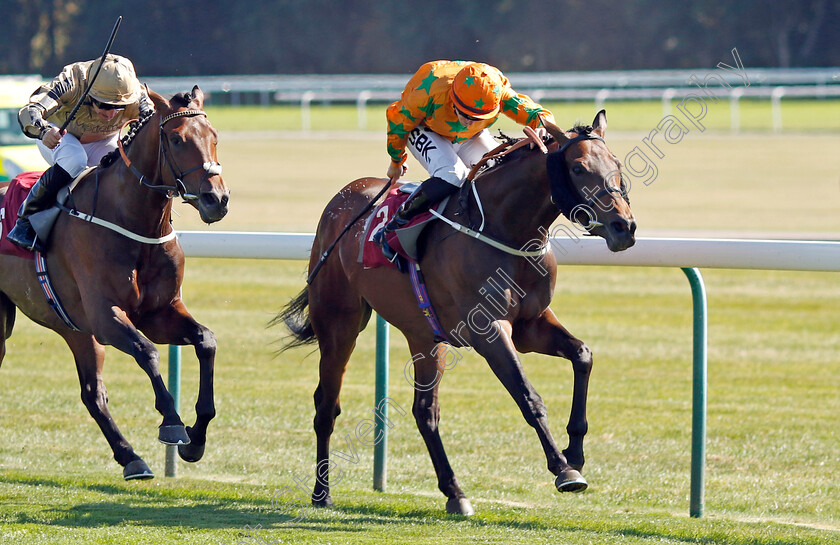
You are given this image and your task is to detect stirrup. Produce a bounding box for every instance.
[373,228,396,260]
[6,221,43,253]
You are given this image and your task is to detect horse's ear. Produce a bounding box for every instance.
[191,86,204,108]
[592,109,607,137]
[543,119,569,146]
[148,86,168,114]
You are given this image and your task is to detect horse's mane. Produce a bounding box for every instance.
[99,108,156,168]
[570,123,593,135]
[472,123,597,182]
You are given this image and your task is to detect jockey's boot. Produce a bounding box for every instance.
[373,176,455,261]
[6,165,73,253]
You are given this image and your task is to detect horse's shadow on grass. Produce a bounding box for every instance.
[3,474,810,545]
[3,473,443,533]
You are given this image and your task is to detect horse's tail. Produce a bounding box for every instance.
[271,287,317,351]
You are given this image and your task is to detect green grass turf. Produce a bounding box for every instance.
[0,115,838,543]
[0,262,837,544]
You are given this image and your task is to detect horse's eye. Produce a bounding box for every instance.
[170,135,181,146]
[572,165,583,175]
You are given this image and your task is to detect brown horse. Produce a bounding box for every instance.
[277,111,636,515]
[0,86,229,479]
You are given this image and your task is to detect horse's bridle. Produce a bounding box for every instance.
[119,109,223,201]
[158,109,223,201]
[554,132,630,210]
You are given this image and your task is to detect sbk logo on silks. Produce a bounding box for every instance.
[408,128,437,162]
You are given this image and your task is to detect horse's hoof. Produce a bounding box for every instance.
[158,424,190,445]
[312,496,333,508]
[178,441,205,463]
[123,459,154,480]
[446,497,475,516]
[555,469,588,493]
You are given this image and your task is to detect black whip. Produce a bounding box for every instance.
[59,16,122,132]
[307,177,396,284]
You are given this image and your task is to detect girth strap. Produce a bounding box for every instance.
[34,251,81,331]
[408,262,449,344]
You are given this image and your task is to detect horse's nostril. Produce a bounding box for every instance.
[200,193,216,208]
[611,220,636,237]
[220,193,229,207]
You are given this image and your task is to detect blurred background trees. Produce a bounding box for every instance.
[0,0,837,76]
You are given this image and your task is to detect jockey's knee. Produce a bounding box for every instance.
[56,157,87,179]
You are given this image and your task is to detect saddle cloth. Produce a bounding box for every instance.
[0,171,44,259]
[360,183,447,270]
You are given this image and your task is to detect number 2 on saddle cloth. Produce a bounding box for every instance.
[361,186,442,270]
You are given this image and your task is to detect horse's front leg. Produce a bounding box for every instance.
[473,318,587,492]
[137,299,216,463]
[512,308,592,475]
[87,302,188,446]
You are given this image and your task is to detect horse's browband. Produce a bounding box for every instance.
[160,109,206,126]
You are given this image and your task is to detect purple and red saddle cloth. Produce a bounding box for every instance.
[1,171,80,330]
[360,184,444,270]
[360,184,450,343]
[0,171,43,259]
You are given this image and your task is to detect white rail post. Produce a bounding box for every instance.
[357,91,372,130]
[729,87,744,133]
[771,87,786,133]
[662,88,676,117]
[301,91,315,132]
[595,89,610,112]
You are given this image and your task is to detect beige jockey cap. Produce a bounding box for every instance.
[88,54,141,106]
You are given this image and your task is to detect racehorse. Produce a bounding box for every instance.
[277,111,636,514]
[0,86,229,479]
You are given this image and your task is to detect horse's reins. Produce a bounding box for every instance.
[465,125,548,182]
[428,126,552,258]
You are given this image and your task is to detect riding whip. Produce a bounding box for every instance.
[59,15,123,132]
[307,176,397,285]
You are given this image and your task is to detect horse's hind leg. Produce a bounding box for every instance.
[407,339,473,515]
[308,292,368,508]
[63,331,154,480]
[87,303,187,446]
[512,308,592,486]
[0,292,16,367]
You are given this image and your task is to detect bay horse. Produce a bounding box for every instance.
[0,86,229,479]
[277,110,636,515]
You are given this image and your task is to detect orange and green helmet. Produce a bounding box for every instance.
[449,63,503,120]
